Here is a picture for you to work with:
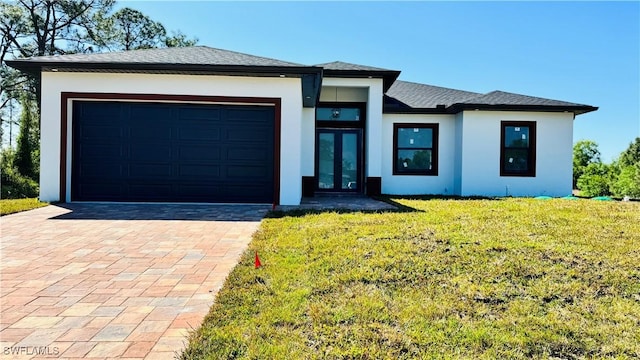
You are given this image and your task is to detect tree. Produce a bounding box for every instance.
[0,0,196,137]
[1,0,116,131]
[13,95,38,180]
[576,162,613,197]
[110,7,166,50]
[164,30,198,48]
[1,93,39,199]
[573,140,601,188]
[572,138,640,198]
[610,138,640,198]
[618,137,640,168]
[1,0,115,58]
[611,164,640,198]
[92,7,197,51]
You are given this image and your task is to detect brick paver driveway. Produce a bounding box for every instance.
[0,203,269,359]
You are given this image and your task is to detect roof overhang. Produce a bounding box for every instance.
[322,69,401,92]
[383,97,598,116]
[5,60,324,108]
[448,103,599,116]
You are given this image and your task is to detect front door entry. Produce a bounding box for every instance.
[316,129,362,192]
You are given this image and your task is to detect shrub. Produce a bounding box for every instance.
[1,150,39,199]
[576,162,614,197]
[573,140,601,188]
[612,164,640,198]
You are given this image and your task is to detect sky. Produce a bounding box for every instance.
[117,1,637,161]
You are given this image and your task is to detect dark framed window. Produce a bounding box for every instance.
[316,102,366,128]
[500,121,536,177]
[393,123,439,175]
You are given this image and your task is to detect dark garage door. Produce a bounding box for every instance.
[72,101,275,203]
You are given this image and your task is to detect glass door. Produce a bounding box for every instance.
[316,129,362,192]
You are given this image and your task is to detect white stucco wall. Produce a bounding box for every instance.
[39,71,304,205]
[367,82,384,179]
[300,107,315,176]
[381,114,456,195]
[458,110,574,197]
[453,112,464,195]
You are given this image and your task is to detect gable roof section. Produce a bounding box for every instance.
[385,81,597,115]
[315,61,401,92]
[386,80,481,109]
[5,46,323,107]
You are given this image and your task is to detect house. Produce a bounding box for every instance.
[6,46,597,205]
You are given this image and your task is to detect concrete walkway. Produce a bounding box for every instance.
[0,203,269,359]
[276,196,397,211]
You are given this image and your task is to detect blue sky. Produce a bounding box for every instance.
[118,1,640,162]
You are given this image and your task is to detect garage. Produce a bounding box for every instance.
[71,101,275,203]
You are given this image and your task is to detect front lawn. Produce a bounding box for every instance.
[0,198,48,216]
[181,198,640,359]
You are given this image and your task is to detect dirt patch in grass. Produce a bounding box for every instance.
[181,198,640,359]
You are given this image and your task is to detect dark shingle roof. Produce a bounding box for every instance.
[386,80,481,108]
[315,61,393,72]
[385,81,597,115]
[12,46,305,67]
[5,46,323,107]
[458,90,589,107]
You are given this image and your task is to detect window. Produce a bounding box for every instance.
[500,121,536,177]
[393,123,439,175]
[316,107,361,122]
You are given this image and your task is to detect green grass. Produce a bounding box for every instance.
[0,198,48,216]
[181,198,640,359]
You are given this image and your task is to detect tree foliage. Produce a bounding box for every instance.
[1,96,39,199]
[1,0,116,132]
[576,162,613,197]
[610,137,640,198]
[574,139,640,199]
[1,0,116,58]
[1,149,39,199]
[1,0,197,133]
[618,137,640,168]
[611,164,640,198]
[92,7,197,51]
[14,95,38,180]
[572,140,601,188]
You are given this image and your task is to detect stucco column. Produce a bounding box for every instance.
[366,81,384,178]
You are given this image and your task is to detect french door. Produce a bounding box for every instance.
[316,129,362,192]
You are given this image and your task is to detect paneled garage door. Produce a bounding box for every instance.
[72,101,275,203]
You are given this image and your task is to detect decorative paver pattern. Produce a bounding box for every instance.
[0,203,268,359]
